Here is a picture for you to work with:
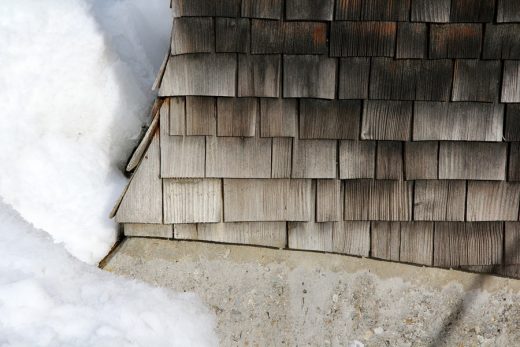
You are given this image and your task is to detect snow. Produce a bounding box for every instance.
[0,0,218,345]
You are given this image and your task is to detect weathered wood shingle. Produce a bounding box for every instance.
[283,55,337,99]
[286,0,334,21]
[332,221,371,256]
[466,181,520,221]
[452,60,501,102]
[215,18,250,53]
[251,19,283,54]
[171,17,214,55]
[186,96,216,136]
[376,141,404,180]
[317,180,342,222]
[410,0,451,23]
[450,0,495,22]
[338,58,371,99]
[429,24,482,59]
[330,22,397,57]
[292,139,337,178]
[217,97,258,137]
[195,222,287,248]
[272,138,293,178]
[371,222,400,261]
[260,98,298,137]
[288,222,333,252]
[502,60,520,103]
[505,222,520,264]
[335,0,410,21]
[171,0,240,17]
[510,143,520,182]
[506,105,520,141]
[339,140,376,179]
[169,97,186,136]
[414,180,466,221]
[404,141,438,180]
[283,22,328,55]
[299,99,361,140]
[238,54,281,97]
[361,100,413,140]
[497,0,520,23]
[241,0,282,19]
[483,24,520,59]
[400,222,434,265]
[396,23,427,59]
[124,224,173,238]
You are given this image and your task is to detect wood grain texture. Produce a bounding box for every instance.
[124,224,172,238]
[317,180,342,222]
[171,17,214,55]
[335,0,410,21]
[288,222,333,252]
[452,59,501,102]
[195,222,287,248]
[159,54,236,97]
[251,19,283,54]
[338,58,371,99]
[283,22,328,55]
[438,142,507,180]
[272,138,292,178]
[260,98,298,137]
[332,221,370,256]
[215,18,250,53]
[361,100,413,141]
[502,60,520,103]
[238,54,281,97]
[434,222,503,267]
[404,141,438,180]
[505,222,520,264]
[370,222,400,261]
[160,135,205,178]
[171,0,240,17]
[466,181,520,221]
[241,0,282,19]
[116,133,163,224]
[283,55,337,99]
[186,97,216,136]
[410,0,450,22]
[483,24,520,59]
[206,136,272,178]
[174,224,198,240]
[292,139,337,179]
[169,97,186,136]
[450,0,495,22]
[126,107,160,172]
[286,0,334,20]
[396,23,427,59]
[163,179,222,224]
[224,179,313,222]
[339,140,376,179]
[413,102,504,142]
[497,0,520,23]
[217,97,258,137]
[376,141,403,180]
[300,99,361,140]
[510,143,520,182]
[506,104,520,141]
[330,21,396,57]
[400,222,433,265]
[344,180,413,221]
[414,180,466,221]
[429,24,482,59]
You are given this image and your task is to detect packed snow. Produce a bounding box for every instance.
[0,0,218,345]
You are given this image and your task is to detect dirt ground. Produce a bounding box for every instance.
[104,238,520,346]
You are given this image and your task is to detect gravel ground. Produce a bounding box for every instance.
[104,239,520,347]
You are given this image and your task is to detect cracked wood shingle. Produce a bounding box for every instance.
[339,140,376,179]
[335,0,410,21]
[414,180,466,221]
[283,55,337,99]
[404,141,439,180]
[510,143,520,182]
[330,21,396,57]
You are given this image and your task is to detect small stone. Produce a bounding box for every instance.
[373,327,383,335]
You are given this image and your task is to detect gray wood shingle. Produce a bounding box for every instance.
[124,224,173,238]
[288,222,333,252]
[283,55,337,99]
[339,140,376,179]
[510,143,520,182]
[292,139,337,178]
[186,96,216,136]
[260,98,298,138]
[371,222,400,261]
[215,18,250,53]
[452,60,501,102]
[414,180,466,221]
[169,97,186,136]
[332,221,371,256]
[497,0,520,23]
[404,141,438,180]
[317,180,342,222]
[238,54,281,97]
[502,60,520,103]
[217,97,258,137]
[195,222,287,248]
[505,222,520,264]
[171,17,214,55]
[376,141,404,180]
[400,222,434,265]
[330,22,397,57]
[272,138,293,178]
[467,181,520,221]
[335,0,410,21]
[171,0,240,17]
[338,58,371,99]
[361,100,413,140]
[241,0,282,19]
[161,136,205,178]
[506,104,520,141]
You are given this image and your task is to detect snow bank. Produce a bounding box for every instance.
[0,0,170,263]
[0,201,218,346]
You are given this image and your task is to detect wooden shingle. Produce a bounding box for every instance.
[416,60,453,101]
[124,224,173,238]
[332,221,371,256]
[169,97,185,136]
[238,54,281,97]
[217,97,258,137]
[510,143,520,182]
[338,58,371,99]
[452,60,501,102]
[396,23,427,59]
[361,100,413,141]
[174,224,198,240]
[410,0,450,23]
[272,138,293,178]
[116,134,162,224]
[439,142,507,180]
[215,18,250,53]
[223,179,313,222]
[196,222,287,248]
[497,0,520,23]
[330,21,397,57]
[404,141,438,180]
[317,180,342,222]
[171,17,214,55]
[159,54,236,97]
[505,222,520,264]
[344,180,413,221]
[186,96,216,136]
[339,140,376,179]
[434,222,503,267]
[161,136,205,178]
[414,180,466,221]
[206,137,272,178]
[286,0,334,21]
[335,0,410,21]
[502,60,520,103]
[506,104,520,141]
[241,0,282,19]
[300,99,361,140]
[450,0,495,23]
[251,19,283,54]
[376,141,403,180]
[370,222,400,261]
[400,222,433,265]
[260,98,298,138]
[483,24,520,59]
[292,139,337,179]
[284,22,328,55]
[283,55,337,99]
[288,222,333,252]
[467,181,520,221]
[429,24,482,59]
[171,0,240,17]
[413,102,504,142]
[163,179,222,224]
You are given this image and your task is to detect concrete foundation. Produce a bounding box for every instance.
[103,238,520,346]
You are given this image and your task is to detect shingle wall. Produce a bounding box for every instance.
[115,0,520,277]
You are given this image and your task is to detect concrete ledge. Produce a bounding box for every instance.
[104,238,520,346]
